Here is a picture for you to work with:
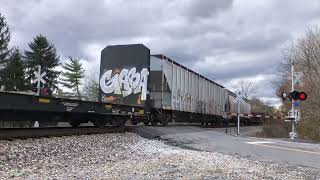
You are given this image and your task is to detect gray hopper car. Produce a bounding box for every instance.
[227,91,251,115]
[99,44,251,126]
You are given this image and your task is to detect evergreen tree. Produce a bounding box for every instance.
[0,13,11,83]
[1,47,27,91]
[60,57,85,99]
[25,34,60,90]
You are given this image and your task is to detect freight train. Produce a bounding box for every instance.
[99,44,251,126]
[0,44,253,128]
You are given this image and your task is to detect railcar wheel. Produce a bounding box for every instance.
[69,120,81,128]
[117,119,127,127]
[143,121,149,126]
[131,117,138,125]
[39,121,48,127]
[150,114,158,126]
[210,121,214,127]
[92,119,106,128]
[161,121,168,126]
[160,116,168,126]
[111,117,127,127]
[151,120,158,126]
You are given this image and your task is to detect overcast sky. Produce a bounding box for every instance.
[1,0,320,106]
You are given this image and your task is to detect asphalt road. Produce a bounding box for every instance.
[131,125,320,171]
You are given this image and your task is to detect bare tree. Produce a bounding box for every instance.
[238,80,256,99]
[82,69,99,101]
[249,97,274,113]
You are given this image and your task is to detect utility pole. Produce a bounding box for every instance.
[235,90,244,136]
[291,60,295,139]
[37,65,41,96]
[237,101,240,135]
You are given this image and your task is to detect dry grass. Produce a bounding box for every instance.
[256,118,320,142]
[256,119,290,138]
[298,120,320,141]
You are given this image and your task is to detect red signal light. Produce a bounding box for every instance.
[288,91,307,101]
[298,92,307,101]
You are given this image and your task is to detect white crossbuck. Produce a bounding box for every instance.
[293,71,303,85]
[235,90,245,103]
[33,68,47,84]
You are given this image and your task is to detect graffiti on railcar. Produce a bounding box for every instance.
[100,67,149,101]
[99,44,150,106]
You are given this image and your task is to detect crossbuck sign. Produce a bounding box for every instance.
[32,65,47,96]
[235,90,245,103]
[293,71,303,85]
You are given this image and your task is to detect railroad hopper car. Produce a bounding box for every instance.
[99,44,251,126]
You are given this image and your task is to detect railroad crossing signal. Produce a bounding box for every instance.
[285,61,305,139]
[282,91,307,101]
[32,65,47,96]
[289,91,307,101]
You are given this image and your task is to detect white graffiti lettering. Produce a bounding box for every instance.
[100,67,149,100]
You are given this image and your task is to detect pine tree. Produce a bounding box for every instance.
[1,47,27,91]
[24,34,60,90]
[60,57,85,99]
[0,13,11,83]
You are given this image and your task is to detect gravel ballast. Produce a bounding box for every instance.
[0,132,318,179]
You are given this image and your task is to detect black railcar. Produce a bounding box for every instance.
[0,91,147,127]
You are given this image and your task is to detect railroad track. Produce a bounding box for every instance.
[0,126,126,140]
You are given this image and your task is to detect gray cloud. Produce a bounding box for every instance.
[184,0,233,19]
[1,0,320,106]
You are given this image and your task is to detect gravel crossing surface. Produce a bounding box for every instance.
[0,132,318,179]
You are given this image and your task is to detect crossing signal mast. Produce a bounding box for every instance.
[282,60,307,139]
